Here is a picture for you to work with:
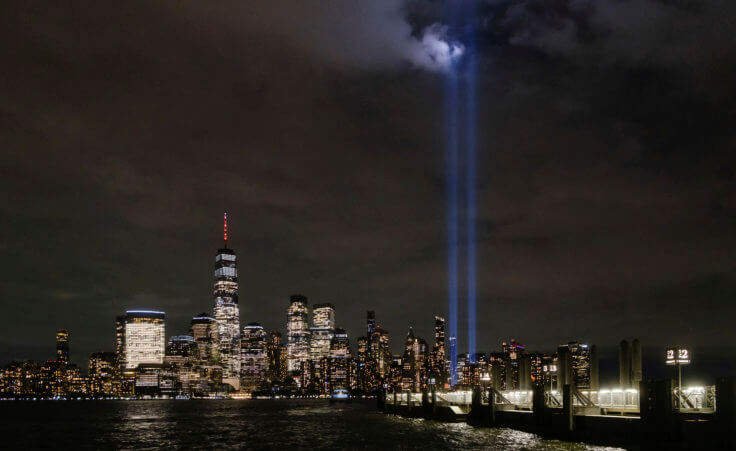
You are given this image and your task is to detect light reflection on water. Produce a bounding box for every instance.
[0,399,623,450]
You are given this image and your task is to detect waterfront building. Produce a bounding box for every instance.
[499,339,525,390]
[56,329,69,363]
[428,316,446,384]
[118,310,166,371]
[0,361,41,397]
[39,360,83,397]
[400,328,427,391]
[388,355,402,391]
[134,363,179,397]
[309,303,335,362]
[326,328,352,392]
[164,335,196,366]
[366,311,376,350]
[213,213,241,388]
[456,353,468,385]
[190,314,219,364]
[115,315,125,364]
[240,323,268,392]
[527,352,546,387]
[369,327,390,378]
[356,336,378,393]
[88,351,120,396]
[267,331,287,383]
[286,294,311,379]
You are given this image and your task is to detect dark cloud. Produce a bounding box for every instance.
[1,0,734,381]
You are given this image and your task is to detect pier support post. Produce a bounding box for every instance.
[716,376,736,449]
[422,388,430,419]
[640,379,675,446]
[532,384,545,433]
[431,386,437,417]
[562,384,574,432]
[488,387,496,427]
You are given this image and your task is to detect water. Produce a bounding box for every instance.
[0,399,621,450]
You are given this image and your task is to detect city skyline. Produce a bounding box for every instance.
[4,2,736,378]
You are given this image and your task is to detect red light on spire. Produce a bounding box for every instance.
[223,212,228,248]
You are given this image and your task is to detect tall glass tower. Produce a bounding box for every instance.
[286,294,311,375]
[213,212,241,387]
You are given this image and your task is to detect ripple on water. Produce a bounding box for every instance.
[0,399,624,450]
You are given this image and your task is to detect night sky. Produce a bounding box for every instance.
[2,1,735,382]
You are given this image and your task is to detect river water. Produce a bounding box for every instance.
[0,399,622,450]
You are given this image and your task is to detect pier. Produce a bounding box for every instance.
[379,376,736,449]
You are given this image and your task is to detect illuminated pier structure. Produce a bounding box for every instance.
[379,361,736,449]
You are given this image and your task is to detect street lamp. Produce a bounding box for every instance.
[666,347,690,409]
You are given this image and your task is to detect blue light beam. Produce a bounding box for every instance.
[464,17,478,364]
[445,59,460,387]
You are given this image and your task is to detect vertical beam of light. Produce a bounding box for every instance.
[464,13,478,364]
[446,63,460,386]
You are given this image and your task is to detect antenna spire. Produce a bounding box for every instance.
[223,211,228,248]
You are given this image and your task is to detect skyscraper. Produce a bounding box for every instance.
[568,341,594,389]
[286,294,311,375]
[56,329,69,363]
[326,328,352,392]
[428,316,446,384]
[119,310,166,370]
[369,327,390,378]
[88,351,119,396]
[309,303,335,362]
[240,323,267,392]
[366,311,376,349]
[266,331,287,383]
[165,335,196,366]
[190,313,219,364]
[213,212,241,388]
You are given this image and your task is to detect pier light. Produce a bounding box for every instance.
[666,348,690,365]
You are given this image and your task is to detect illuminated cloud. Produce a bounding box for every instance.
[411,24,465,72]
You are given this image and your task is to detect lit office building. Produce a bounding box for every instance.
[240,323,267,392]
[527,352,546,387]
[119,310,166,371]
[366,311,376,348]
[88,351,120,396]
[400,328,427,391]
[134,363,179,397]
[326,329,352,392]
[500,339,525,390]
[456,353,468,385]
[555,341,598,390]
[428,316,446,384]
[388,355,403,391]
[370,327,390,378]
[267,331,287,383]
[39,360,83,397]
[568,341,592,389]
[165,335,196,366]
[213,213,241,387]
[190,314,219,364]
[313,303,336,329]
[56,329,69,363]
[356,336,377,392]
[310,303,335,362]
[286,294,311,375]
